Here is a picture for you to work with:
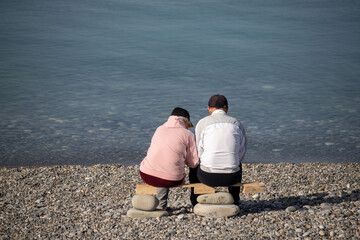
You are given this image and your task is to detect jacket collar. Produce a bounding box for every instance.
[164,115,187,128]
[211,109,226,115]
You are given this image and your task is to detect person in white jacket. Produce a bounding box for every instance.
[190,94,247,206]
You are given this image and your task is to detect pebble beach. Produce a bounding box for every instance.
[1,162,359,239]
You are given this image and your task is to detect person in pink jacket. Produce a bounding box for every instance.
[140,107,199,210]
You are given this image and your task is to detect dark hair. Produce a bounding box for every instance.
[208,94,228,108]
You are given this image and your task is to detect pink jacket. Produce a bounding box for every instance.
[140,116,199,181]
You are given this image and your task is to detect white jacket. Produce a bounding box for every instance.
[195,110,247,173]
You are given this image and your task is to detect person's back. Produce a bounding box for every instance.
[141,115,198,181]
[190,95,247,206]
[196,109,246,173]
[140,107,199,210]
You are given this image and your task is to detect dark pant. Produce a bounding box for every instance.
[189,164,242,206]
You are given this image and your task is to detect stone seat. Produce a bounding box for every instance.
[135,182,265,195]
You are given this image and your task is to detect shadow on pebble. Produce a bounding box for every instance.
[239,189,360,214]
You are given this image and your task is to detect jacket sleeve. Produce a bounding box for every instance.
[185,133,199,168]
[237,122,247,162]
[195,120,204,158]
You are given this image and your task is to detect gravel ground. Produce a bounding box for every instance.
[1,163,359,239]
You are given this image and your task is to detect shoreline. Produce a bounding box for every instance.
[1,163,359,239]
[2,158,360,169]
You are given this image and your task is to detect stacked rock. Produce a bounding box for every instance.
[193,192,240,218]
[127,195,169,219]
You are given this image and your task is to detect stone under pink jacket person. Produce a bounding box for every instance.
[140,107,199,210]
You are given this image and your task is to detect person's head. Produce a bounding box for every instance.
[171,107,194,128]
[207,94,229,114]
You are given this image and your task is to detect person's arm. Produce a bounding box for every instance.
[195,121,201,148]
[195,120,204,158]
[237,122,247,162]
[185,133,199,168]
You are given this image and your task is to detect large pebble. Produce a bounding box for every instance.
[126,208,168,218]
[252,194,260,200]
[132,195,159,211]
[285,206,297,212]
[193,204,239,218]
[197,192,234,204]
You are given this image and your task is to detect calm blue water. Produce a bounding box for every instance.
[0,0,359,167]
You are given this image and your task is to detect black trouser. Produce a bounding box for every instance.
[189,164,242,206]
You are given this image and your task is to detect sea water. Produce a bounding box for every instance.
[0,0,359,166]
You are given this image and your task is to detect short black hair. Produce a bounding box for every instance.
[208,94,228,108]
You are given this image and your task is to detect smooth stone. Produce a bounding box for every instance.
[318,225,325,230]
[308,209,315,214]
[285,206,297,212]
[252,194,260,200]
[126,208,168,219]
[193,204,239,218]
[197,192,234,204]
[132,195,159,211]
